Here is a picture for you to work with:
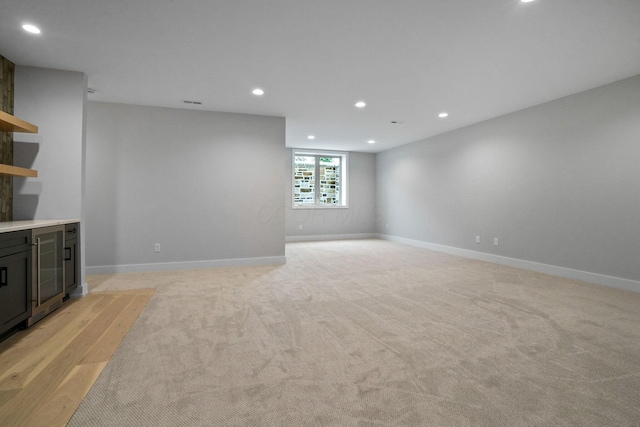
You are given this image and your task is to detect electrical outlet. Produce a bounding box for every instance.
[493,238,499,246]
[475,236,480,244]
[386,224,388,229]
[154,243,161,252]
[298,224,303,230]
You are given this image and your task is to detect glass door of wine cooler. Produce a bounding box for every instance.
[28,225,65,326]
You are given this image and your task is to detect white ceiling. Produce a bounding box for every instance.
[1,0,639,153]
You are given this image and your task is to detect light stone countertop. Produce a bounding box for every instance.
[0,219,80,233]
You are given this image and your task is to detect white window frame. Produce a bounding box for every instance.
[292,150,348,209]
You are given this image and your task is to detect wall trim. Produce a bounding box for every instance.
[286,233,378,242]
[378,234,640,294]
[86,256,286,275]
[70,282,89,298]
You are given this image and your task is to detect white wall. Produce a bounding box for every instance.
[285,148,377,240]
[86,102,285,273]
[377,75,640,290]
[13,66,88,295]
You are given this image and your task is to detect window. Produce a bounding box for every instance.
[293,150,348,208]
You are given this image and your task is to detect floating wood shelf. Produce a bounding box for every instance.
[0,111,39,177]
[0,110,38,133]
[0,164,38,178]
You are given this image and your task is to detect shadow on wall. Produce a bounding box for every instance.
[12,192,39,220]
[12,140,40,220]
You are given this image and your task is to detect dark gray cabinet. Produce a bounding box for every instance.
[64,223,79,295]
[1,221,80,341]
[0,230,32,340]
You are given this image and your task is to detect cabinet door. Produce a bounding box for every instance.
[64,223,79,294]
[0,250,31,330]
[0,230,31,258]
[64,239,77,293]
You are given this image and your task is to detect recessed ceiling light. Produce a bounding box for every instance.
[367,140,376,144]
[307,135,315,140]
[252,88,264,96]
[355,101,366,108]
[22,24,41,34]
[521,0,535,2]
[438,112,449,118]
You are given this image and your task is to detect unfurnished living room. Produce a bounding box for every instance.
[1,1,640,426]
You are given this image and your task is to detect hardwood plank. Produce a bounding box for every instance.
[0,295,116,390]
[0,295,132,426]
[0,295,107,367]
[94,288,155,296]
[80,292,153,365]
[0,388,20,407]
[21,362,107,427]
[0,289,153,427]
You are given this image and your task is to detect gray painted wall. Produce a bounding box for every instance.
[86,102,285,270]
[13,66,88,295]
[285,148,377,238]
[13,66,86,221]
[377,75,640,283]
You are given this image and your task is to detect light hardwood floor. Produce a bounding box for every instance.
[0,288,154,427]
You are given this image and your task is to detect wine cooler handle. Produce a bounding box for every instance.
[0,267,7,287]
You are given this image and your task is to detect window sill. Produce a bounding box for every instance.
[292,204,349,210]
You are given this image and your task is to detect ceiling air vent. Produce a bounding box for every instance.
[183,100,202,105]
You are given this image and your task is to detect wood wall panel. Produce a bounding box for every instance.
[0,55,15,222]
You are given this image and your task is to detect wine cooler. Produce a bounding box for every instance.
[27,225,65,327]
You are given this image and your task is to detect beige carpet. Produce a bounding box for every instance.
[69,239,640,426]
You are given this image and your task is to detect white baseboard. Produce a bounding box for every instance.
[286,233,378,242]
[86,256,286,275]
[378,234,640,294]
[70,282,89,298]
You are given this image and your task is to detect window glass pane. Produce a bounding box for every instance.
[296,156,315,165]
[319,158,340,204]
[319,157,340,167]
[294,157,315,204]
